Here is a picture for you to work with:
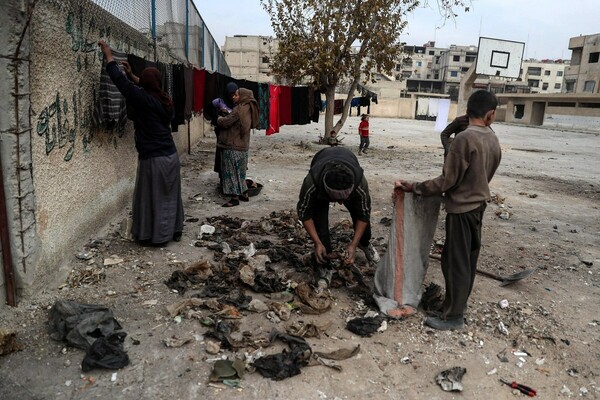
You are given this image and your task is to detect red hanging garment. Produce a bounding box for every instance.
[279,85,292,126]
[266,85,280,135]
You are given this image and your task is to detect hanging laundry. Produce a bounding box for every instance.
[279,85,292,126]
[202,70,219,117]
[257,83,270,130]
[291,86,310,125]
[127,54,145,77]
[333,99,343,115]
[267,85,280,135]
[310,88,321,123]
[350,97,361,116]
[183,66,194,120]
[92,48,128,131]
[192,67,206,112]
[171,64,186,132]
[359,96,371,114]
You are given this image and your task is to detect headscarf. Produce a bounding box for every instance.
[139,67,173,111]
[226,82,239,95]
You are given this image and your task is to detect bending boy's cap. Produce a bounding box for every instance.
[322,164,355,201]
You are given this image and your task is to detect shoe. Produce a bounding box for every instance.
[359,243,380,263]
[424,316,464,330]
[222,199,240,207]
[358,150,363,155]
[172,232,182,242]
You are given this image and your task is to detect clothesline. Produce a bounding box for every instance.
[94,47,376,136]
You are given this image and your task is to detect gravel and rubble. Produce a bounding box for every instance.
[1,119,599,399]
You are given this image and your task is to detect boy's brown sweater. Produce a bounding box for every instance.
[414,125,501,214]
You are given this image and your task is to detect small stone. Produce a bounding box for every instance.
[535,358,545,366]
[64,359,71,367]
[205,340,220,355]
[111,372,117,382]
[499,299,509,309]
[65,380,72,387]
[560,385,572,396]
[580,387,588,395]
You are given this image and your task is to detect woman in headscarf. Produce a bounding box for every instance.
[98,40,184,246]
[216,86,259,207]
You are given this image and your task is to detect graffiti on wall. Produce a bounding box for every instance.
[36,7,140,161]
[36,89,93,162]
[65,10,100,72]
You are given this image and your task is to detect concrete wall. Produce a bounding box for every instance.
[503,97,600,132]
[369,97,458,121]
[1,0,207,307]
[0,0,39,305]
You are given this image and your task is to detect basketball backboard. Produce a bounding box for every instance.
[475,37,525,78]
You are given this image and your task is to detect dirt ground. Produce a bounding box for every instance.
[1,117,599,400]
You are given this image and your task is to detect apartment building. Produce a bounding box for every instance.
[564,33,600,93]
[394,42,446,94]
[223,35,279,82]
[520,60,569,94]
[437,44,479,97]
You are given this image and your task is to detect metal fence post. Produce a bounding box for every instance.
[151,0,157,61]
[185,0,189,61]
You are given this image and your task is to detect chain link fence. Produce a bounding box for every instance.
[90,0,229,74]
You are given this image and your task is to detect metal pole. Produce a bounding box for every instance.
[0,150,17,307]
[201,20,205,68]
[185,0,189,61]
[151,0,157,62]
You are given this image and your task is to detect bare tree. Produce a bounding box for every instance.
[261,0,468,135]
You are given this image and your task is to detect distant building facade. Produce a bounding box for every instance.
[223,35,279,82]
[564,33,600,93]
[520,60,569,94]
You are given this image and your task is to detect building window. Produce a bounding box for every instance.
[453,55,460,62]
[589,52,599,63]
[262,56,270,64]
[554,83,561,89]
[583,80,596,92]
[557,71,563,77]
[450,71,458,77]
[465,55,476,62]
[416,61,422,67]
[514,104,525,119]
[429,50,434,55]
[527,67,542,76]
[528,79,539,88]
[542,82,549,90]
[396,63,401,70]
[461,67,469,72]
[565,80,576,92]
[544,70,551,76]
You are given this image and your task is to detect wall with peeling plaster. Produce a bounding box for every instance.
[0,0,206,306]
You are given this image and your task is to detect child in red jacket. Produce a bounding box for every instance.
[358,114,369,154]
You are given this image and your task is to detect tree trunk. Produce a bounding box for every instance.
[324,85,336,136]
[333,80,360,133]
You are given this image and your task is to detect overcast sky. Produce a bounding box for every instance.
[192,0,599,60]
